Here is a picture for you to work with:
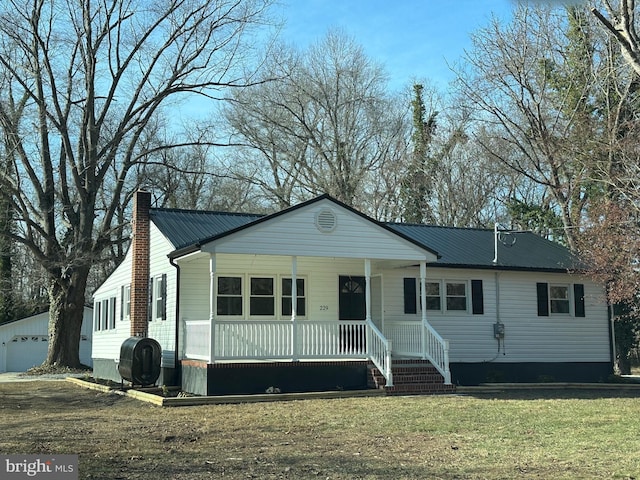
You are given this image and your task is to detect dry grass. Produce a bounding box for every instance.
[1,381,639,479]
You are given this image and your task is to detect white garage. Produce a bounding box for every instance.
[0,308,93,372]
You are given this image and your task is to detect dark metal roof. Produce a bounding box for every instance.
[387,223,580,272]
[150,198,579,272]
[149,208,262,251]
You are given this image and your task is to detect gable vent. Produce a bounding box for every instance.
[315,208,337,233]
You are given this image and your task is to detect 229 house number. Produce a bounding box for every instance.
[319,305,329,311]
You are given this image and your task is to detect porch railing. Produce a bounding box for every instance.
[183,318,446,387]
[422,323,451,384]
[366,320,393,387]
[384,320,451,384]
[183,319,374,358]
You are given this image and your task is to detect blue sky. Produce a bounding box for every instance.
[276,1,515,91]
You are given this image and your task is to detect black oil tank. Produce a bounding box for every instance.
[118,337,162,386]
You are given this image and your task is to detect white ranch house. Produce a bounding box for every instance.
[92,192,612,395]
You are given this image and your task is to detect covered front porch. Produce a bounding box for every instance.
[179,254,451,393]
[172,196,452,395]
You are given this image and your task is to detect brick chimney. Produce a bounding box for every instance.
[130,190,151,337]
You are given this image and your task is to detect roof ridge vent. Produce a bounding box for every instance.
[315,208,337,233]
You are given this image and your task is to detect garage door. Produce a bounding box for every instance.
[6,336,48,372]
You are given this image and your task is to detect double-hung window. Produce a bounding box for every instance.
[282,278,306,317]
[426,282,442,311]
[121,285,131,321]
[148,274,167,321]
[101,299,109,330]
[550,285,570,314]
[536,282,585,317]
[217,276,243,316]
[403,279,475,314]
[250,277,275,316]
[446,282,467,311]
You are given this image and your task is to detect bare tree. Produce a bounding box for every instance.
[457,4,621,251]
[0,0,274,368]
[592,0,640,75]
[222,30,409,213]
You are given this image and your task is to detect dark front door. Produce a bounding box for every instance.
[339,276,366,320]
[339,276,366,353]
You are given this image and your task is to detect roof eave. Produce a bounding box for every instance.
[429,263,582,274]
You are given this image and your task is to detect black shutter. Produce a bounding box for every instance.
[161,273,167,320]
[404,278,417,314]
[537,282,549,316]
[148,277,154,322]
[120,286,124,321]
[471,280,484,315]
[574,284,585,318]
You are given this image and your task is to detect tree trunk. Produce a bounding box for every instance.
[45,266,90,368]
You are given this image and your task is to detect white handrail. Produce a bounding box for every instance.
[366,320,393,387]
[422,323,451,384]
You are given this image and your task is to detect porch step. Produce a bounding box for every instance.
[368,360,455,396]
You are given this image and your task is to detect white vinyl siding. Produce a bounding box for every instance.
[201,200,437,263]
[178,255,367,324]
[384,268,609,364]
[92,223,177,368]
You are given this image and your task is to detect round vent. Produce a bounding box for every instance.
[315,208,337,233]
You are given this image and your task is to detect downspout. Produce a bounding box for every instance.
[608,303,616,374]
[169,256,181,386]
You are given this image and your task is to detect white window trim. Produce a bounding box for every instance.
[413,279,469,315]
[93,301,101,331]
[549,284,572,316]
[215,274,310,320]
[249,275,276,318]
[123,284,131,321]
[216,275,244,318]
[94,293,117,331]
[151,274,167,321]
[280,275,307,319]
[445,280,468,313]
[424,280,442,313]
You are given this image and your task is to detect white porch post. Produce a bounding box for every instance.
[364,259,372,322]
[291,256,298,360]
[365,259,372,356]
[209,253,216,363]
[420,261,428,360]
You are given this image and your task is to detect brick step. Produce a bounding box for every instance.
[385,383,456,396]
[367,360,455,395]
[369,371,445,384]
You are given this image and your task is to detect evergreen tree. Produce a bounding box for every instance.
[401,84,438,223]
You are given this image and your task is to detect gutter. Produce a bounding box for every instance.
[169,256,181,386]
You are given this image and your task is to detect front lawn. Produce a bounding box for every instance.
[1,381,638,479]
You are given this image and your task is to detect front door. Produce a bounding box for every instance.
[339,276,366,353]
